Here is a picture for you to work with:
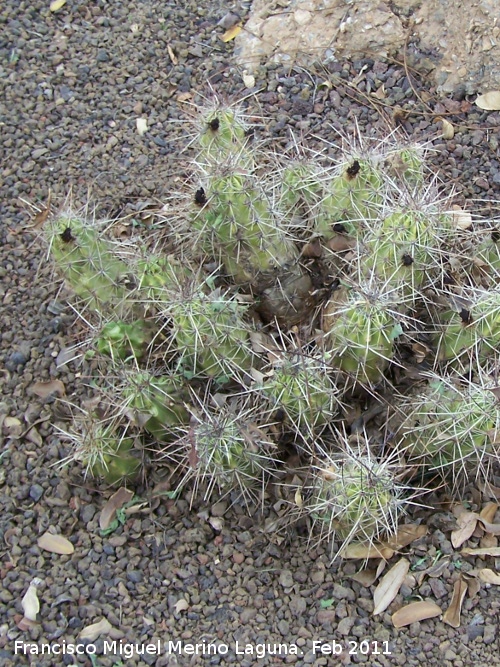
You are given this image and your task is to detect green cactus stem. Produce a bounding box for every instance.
[169,289,256,382]
[96,320,153,361]
[47,213,132,314]
[261,354,339,435]
[307,445,405,553]
[398,374,500,489]
[434,289,500,363]
[121,371,190,442]
[322,282,403,384]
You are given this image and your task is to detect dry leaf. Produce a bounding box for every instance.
[38,532,74,555]
[220,23,242,42]
[478,519,500,535]
[443,579,467,627]
[462,546,500,556]
[475,91,500,110]
[340,542,394,560]
[79,618,112,641]
[391,600,442,628]
[32,199,51,229]
[99,487,134,531]
[50,0,67,11]
[478,568,500,584]
[242,72,255,89]
[174,599,189,613]
[372,84,386,100]
[450,205,473,230]
[480,501,499,523]
[136,118,148,136]
[351,568,379,587]
[22,578,42,621]
[373,558,410,615]
[466,576,481,597]
[167,44,178,65]
[29,379,65,399]
[441,118,455,139]
[451,511,479,548]
[480,533,498,549]
[383,524,428,549]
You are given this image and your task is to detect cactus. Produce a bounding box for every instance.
[260,353,340,436]
[68,420,141,485]
[168,288,256,382]
[120,370,190,441]
[95,320,153,362]
[322,280,404,384]
[359,209,450,296]
[46,212,132,316]
[176,405,278,507]
[41,97,500,555]
[306,444,406,553]
[397,373,500,490]
[434,288,500,364]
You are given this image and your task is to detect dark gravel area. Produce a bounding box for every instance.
[1,1,500,666]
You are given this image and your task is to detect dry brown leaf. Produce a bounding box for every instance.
[480,533,498,549]
[340,542,394,560]
[373,558,410,615]
[167,44,178,65]
[383,524,428,549]
[220,23,242,42]
[478,518,500,536]
[479,502,498,523]
[443,579,467,627]
[372,84,386,100]
[174,599,189,613]
[99,487,134,531]
[391,600,442,628]
[38,532,74,555]
[16,615,38,631]
[441,118,455,139]
[478,568,500,584]
[451,511,479,548]
[450,205,473,230]
[50,0,67,11]
[462,546,500,556]
[79,618,112,641]
[32,202,51,229]
[466,576,481,597]
[475,91,500,110]
[21,578,42,621]
[29,379,65,399]
[351,568,379,587]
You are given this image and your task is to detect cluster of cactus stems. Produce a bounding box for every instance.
[43,98,500,558]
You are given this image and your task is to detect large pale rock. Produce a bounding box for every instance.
[235,0,500,94]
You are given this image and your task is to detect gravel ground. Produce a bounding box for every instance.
[1,1,500,666]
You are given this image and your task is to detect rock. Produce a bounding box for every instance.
[289,595,307,616]
[6,351,28,371]
[279,570,294,589]
[96,49,110,63]
[483,624,496,644]
[337,616,355,635]
[29,484,44,502]
[235,0,500,94]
